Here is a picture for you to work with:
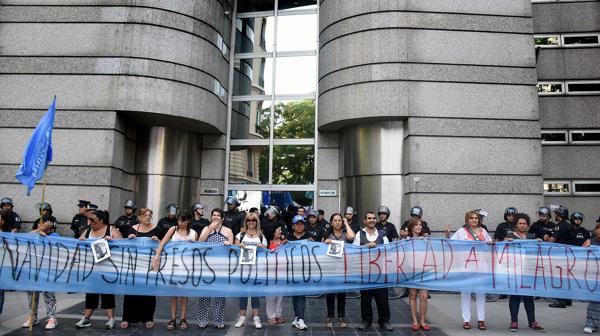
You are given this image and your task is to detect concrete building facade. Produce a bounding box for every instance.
[3,0,585,232]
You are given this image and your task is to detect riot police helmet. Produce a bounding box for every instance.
[166,204,179,216]
[377,206,391,216]
[1,198,14,207]
[124,200,137,209]
[410,206,423,218]
[225,196,240,207]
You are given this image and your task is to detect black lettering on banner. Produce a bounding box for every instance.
[145,248,156,285]
[54,243,70,282]
[253,251,263,285]
[154,248,167,286]
[31,241,45,281]
[82,244,95,282]
[179,247,190,285]
[301,244,311,283]
[203,248,216,284]
[285,249,290,284]
[585,249,599,292]
[441,239,453,279]
[101,257,119,284]
[240,264,251,284]
[191,248,203,287]
[121,247,136,285]
[310,245,322,283]
[66,243,84,283]
[228,248,238,284]
[289,246,299,284]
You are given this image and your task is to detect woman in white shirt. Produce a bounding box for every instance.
[447,210,492,331]
[152,211,197,330]
[233,213,267,329]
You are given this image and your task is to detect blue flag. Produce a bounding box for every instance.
[15,96,56,195]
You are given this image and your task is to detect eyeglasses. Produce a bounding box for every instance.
[246,219,257,223]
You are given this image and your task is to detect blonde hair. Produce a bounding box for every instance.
[138,208,153,220]
[244,212,262,237]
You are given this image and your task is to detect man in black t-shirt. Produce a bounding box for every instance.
[376,206,399,242]
[545,206,573,308]
[1,198,21,232]
[529,206,555,240]
[400,206,430,238]
[494,207,518,242]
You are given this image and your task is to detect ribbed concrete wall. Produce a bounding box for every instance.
[0,1,232,229]
[318,0,543,228]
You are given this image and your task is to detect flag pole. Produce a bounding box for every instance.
[29,173,47,332]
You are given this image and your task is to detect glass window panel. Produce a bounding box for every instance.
[571,132,600,142]
[273,99,315,139]
[574,183,600,193]
[227,190,314,212]
[276,14,318,51]
[544,183,570,193]
[229,145,268,184]
[278,2,317,12]
[567,83,600,93]
[563,35,599,45]
[541,132,567,143]
[235,17,274,53]
[534,36,560,46]
[237,0,274,13]
[273,145,314,184]
[233,57,273,95]
[274,56,317,95]
[231,100,271,140]
[537,83,562,94]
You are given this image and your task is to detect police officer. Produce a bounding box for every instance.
[344,206,361,233]
[33,202,55,230]
[545,206,572,308]
[191,203,210,236]
[262,207,288,242]
[70,200,91,238]
[568,212,591,247]
[158,204,178,232]
[475,209,489,231]
[401,206,431,238]
[493,207,518,242]
[529,207,554,240]
[317,209,331,232]
[376,206,399,242]
[306,210,326,242]
[114,200,138,237]
[1,198,21,232]
[223,196,245,237]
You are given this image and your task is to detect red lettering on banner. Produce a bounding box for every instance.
[565,247,581,290]
[490,243,510,289]
[548,247,563,289]
[411,239,416,279]
[383,246,393,283]
[585,250,599,292]
[465,247,479,270]
[422,240,438,281]
[519,244,531,289]
[368,248,382,283]
[533,244,547,290]
[343,247,355,284]
[396,243,408,283]
[360,248,364,284]
[441,240,453,279]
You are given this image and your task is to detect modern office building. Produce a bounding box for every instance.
[1,0,594,232]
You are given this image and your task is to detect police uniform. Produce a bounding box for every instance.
[114,214,138,237]
[348,218,361,234]
[529,220,555,240]
[191,218,210,236]
[401,220,431,235]
[157,216,177,233]
[551,220,572,244]
[568,226,591,246]
[33,215,57,230]
[263,217,288,242]
[376,221,399,241]
[223,210,245,237]
[493,221,516,242]
[306,223,326,242]
[4,211,21,232]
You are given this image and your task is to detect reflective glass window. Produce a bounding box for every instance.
[541,131,567,143]
[230,145,269,184]
[273,100,315,139]
[275,56,317,95]
[231,100,271,140]
[534,36,560,46]
[537,83,563,94]
[272,145,314,184]
[563,35,599,45]
[276,14,318,51]
[544,182,570,194]
[236,17,274,53]
[233,57,273,96]
[228,190,314,211]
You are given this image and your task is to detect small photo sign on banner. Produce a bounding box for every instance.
[326,240,344,258]
[91,239,111,263]
[240,245,257,265]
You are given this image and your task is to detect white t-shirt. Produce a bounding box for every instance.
[172,229,197,241]
[235,232,267,246]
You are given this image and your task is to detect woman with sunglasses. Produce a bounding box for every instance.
[233,212,267,329]
[121,208,164,329]
[152,211,196,330]
[75,210,122,330]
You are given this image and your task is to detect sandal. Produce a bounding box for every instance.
[166,319,176,330]
[267,318,278,324]
[120,321,129,329]
[197,322,208,329]
[145,321,155,329]
[214,323,225,329]
[420,323,431,331]
[179,319,188,330]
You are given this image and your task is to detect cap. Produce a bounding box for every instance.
[475,209,488,218]
[1,198,14,206]
[77,200,91,207]
[225,196,240,206]
[166,204,178,216]
[344,206,354,215]
[124,200,137,209]
[292,215,306,224]
[86,203,98,211]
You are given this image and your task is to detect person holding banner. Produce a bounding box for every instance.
[152,211,197,330]
[234,212,267,329]
[449,210,492,330]
[24,215,59,330]
[76,209,122,329]
[406,218,431,331]
[324,213,355,328]
[196,208,234,329]
[354,211,393,331]
[287,215,311,330]
[584,222,600,334]
[122,208,163,329]
[504,213,545,332]
[266,226,286,324]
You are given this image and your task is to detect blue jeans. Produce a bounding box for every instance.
[292,296,306,320]
[239,297,260,310]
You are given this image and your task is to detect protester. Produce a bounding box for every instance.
[504,213,545,332]
[354,211,392,331]
[584,222,600,334]
[76,209,122,329]
[152,211,196,330]
[24,215,59,330]
[266,226,286,324]
[234,213,267,329]
[122,208,163,329]
[406,218,430,331]
[323,213,355,328]
[288,215,310,330]
[196,208,234,329]
[306,210,326,242]
[447,210,492,330]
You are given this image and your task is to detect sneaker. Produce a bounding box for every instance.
[529,321,545,332]
[22,318,39,328]
[75,317,92,328]
[45,318,58,330]
[294,318,308,330]
[338,317,347,328]
[583,327,594,334]
[234,316,245,328]
[326,317,333,328]
[253,316,262,329]
[510,322,518,332]
[105,318,115,330]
